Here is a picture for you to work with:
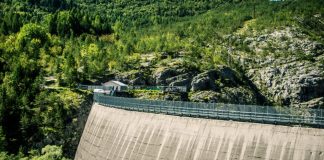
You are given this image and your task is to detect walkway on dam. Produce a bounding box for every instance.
[94,93,324,127]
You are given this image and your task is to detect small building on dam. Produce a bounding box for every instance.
[102,80,128,92]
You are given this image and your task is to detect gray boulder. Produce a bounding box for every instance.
[115,70,147,85]
[191,67,241,92]
[166,73,191,84]
[130,77,146,85]
[217,66,241,86]
[153,68,178,85]
[167,73,196,90]
[170,79,192,87]
[191,70,218,92]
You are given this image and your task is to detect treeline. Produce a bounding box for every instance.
[0,0,224,35]
[0,5,111,36]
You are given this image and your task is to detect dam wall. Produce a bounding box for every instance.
[75,103,324,160]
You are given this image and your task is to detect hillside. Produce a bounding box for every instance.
[0,0,323,159]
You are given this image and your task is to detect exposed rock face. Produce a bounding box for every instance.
[218,87,258,104]
[217,66,242,87]
[115,27,324,108]
[130,77,146,86]
[169,78,192,87]
[230,28,324,108]
[149,65,261,104]
[191,70,219,92]
[300,97,324,108]
[153,67,197,88]
[247,60,324,108]
[191,66,241,92]
[153,68,178,85]
[168,73,195,90]
[189,66,259,104]
[189,87,257,104]
[115,71,137,84]
[189,91,219,103]
[243,28,324,58]
[115,70,149,85]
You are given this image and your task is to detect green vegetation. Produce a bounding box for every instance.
[0,85,91,158]
[130,90,164,100]
[0,145,68,160]
[0,0,323,159]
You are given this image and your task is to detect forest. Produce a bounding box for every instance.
[0,0,323,159]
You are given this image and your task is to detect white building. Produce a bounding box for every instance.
[102,80,128,91]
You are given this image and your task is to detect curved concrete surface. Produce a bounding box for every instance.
[75,103,324,160]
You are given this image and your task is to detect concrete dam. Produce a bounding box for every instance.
[75,103,324,160]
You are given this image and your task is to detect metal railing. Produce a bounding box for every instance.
[129,86,187,93]
[79,84,187,93]
[78,84,114,90]
[94,93,324,127]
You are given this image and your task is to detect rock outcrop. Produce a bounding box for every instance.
[240,28,324,108]
[189,66,259,104]
[190,66,242,92]
[117,28,324,108]
[153,68,178,85]
[168,73,195,90]
[243,28,324,58]
[191,70,219,91]
[189,91,219,103]
[189,87,258,104]
[115,70,151,85]
[247,60,324,108]
[153,67,197,89]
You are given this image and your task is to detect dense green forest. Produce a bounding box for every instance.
[0,0,323,159]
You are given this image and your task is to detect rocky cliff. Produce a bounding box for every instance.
[112,27,323,108]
